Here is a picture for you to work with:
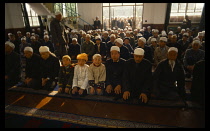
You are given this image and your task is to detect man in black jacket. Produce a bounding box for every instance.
[50,12,68,60]
[24,47,42,90]
[5,41,21,90]
[122,48,152,104]
[39,46,60,91]
[105,46,126,98]
[152,47,186,100]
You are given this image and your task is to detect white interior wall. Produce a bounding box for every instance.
[143,3,167,24]
[5,3,167,29]
[5,3,25,29]
[77,3,102,26]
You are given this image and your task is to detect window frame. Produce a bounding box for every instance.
[169,3,204,24]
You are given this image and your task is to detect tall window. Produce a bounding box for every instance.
[24,3,40,27]
[102,3,143,29]
[170,3,204,23]
[54,3,77,17]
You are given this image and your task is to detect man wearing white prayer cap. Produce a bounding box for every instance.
[154,37,169,67]
[152,46,186,100]
[136,37,153,63]
[104,45,126,99]
[115,38,130,60]
[122,48,152,104]
[39,46,60,91]
[23,46,42,89]
[5,41,21,89]
[177,31,191,60]
[50,10,68,60]
[147,29,160,46]
[183,39,205,79]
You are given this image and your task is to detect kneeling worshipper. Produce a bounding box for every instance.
[151,47,186,100]
[23,47,42,90]
[71,53,89,97]
[5,41,21,90]
[39,46,60,91]
[58,55,75,94]
[122,48,152,104]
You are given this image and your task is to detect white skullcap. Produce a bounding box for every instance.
[115,38,123,45]
[96,16,99,18]
[21,37,26,41]
[24,47,33,52]
[17,31,21,33]
[168,47,178,53]
[134,48,144,56]
[103,31,108,34]
[134,29,138,32]
[193,37,200,41]
[202,31,205,35]
[72,38,77,41]
[168,31,173,35]
[26,32,30,34]
[95,36,101,40]
[198,32,204,36]
[193,40,201,45]
[138,37,146,44]
[186,28,190,31]
[153,29,159,33]
[55,11,62,15]
[177,26,181,29]
[86,34,91,38]
[44,32,48,35]
[126,31,130,34]
[8,33,12,36]
[151,38,157,42]
[183,33,189,36]
[44,35,49,38]
[39,46,49,53]
[160,37,168,42]
[30,36,36,39]
[113,27,116,30]
[110,46,120,52]
[161,31,167,37]
[31,33,35,36]
[37,28,40,30]
[137,33,143,36]
[5,41,15,49]
[110,34,116,38]
[102,29,104,32]
[181,29,185,32]
[93,54,101,59]
[147,26,151,28]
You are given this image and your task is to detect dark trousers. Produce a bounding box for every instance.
[54,43,67,59]
[27,78,42,90]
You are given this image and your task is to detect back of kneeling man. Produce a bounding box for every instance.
[122,48,152,104]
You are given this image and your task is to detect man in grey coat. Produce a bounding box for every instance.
[50,11,68,59]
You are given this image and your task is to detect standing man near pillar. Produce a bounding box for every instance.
[50,11,68,59]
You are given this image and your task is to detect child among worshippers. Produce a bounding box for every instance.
[58,55,75,94]
[88,54,106,95]
[71,53,89,96]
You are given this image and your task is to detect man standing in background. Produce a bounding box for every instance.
[50,11,68,59]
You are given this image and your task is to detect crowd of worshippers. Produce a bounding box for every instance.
[5,26,205,106]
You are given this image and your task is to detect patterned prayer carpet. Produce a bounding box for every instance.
[7,85,202,109]
[5,104,178,128]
